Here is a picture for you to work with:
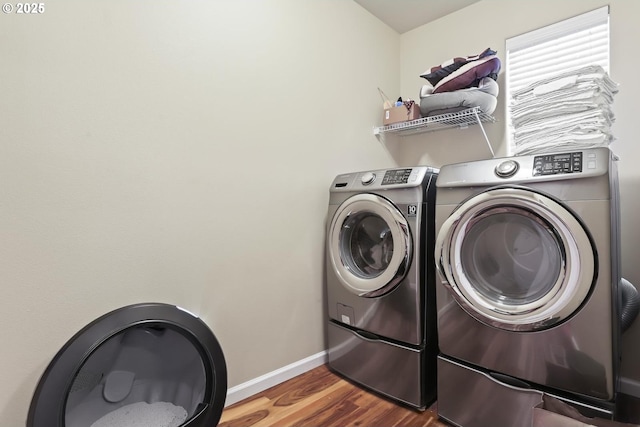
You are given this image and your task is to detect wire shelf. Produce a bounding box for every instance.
[373,107,495,136]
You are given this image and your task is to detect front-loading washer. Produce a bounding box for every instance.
[325,166,439,410]
[433,148,621,426]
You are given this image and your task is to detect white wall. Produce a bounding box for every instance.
[398,0,640,389]
[0,1,398,424]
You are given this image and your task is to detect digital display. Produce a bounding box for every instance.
[382,168,413,185]
[533,152,582,176]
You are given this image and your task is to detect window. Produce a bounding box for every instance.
[505,7,610,154]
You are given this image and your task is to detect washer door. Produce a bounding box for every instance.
[329,193,412,297]
[436,187,595,331]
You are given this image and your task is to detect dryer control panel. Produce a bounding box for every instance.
[436,147,612,188]
[533,152,583,176]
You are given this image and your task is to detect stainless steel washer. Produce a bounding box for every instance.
[325,166,439,410]
[434,148,621,426]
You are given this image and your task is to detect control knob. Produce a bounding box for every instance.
[495,160,519,178]
[361,172,376,185]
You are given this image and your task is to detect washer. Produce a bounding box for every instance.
[325,166,439,410]
[434,148,621,426]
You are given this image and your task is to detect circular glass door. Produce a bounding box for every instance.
[27,303,227,427]
[329,194,412,297]
[436,187,595,331]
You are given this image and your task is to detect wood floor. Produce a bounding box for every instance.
[219,364,449,427]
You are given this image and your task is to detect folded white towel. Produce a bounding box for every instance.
[512,99,614,127]
[512,65,617,98]
[532,75,578,96]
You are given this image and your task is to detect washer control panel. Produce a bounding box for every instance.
[330,166,438,192]
[382,168,415,185]
[533,152,583,176]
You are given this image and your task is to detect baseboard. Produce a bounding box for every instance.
[224,350,327,407]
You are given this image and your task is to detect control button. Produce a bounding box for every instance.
[361,172,376,185]
[495,160,519,178]
[588,160,596,169]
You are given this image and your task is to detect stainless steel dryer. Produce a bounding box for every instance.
[434,148,621,426]
[325,166,439,410]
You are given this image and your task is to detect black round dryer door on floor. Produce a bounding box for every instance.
[436,187,596,331]
[328,193,412,297]
[27,303,227,427]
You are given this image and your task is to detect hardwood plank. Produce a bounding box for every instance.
[221,379,349,427]
[220,365,448,427]
[218,397,272,422]
[273,386,363,427]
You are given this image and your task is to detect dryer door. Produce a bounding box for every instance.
[329,193,412,297]
[435,187,595,331]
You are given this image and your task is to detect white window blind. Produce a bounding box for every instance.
[506,6,609,92]
[506,6,610,153]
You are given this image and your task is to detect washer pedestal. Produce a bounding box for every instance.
[327,321,436,410]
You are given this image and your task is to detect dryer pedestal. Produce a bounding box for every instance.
[437,356,615,427]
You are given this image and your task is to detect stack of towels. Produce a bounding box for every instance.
[510,65,618,155]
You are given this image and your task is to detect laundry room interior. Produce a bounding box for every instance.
[3,0,640,426]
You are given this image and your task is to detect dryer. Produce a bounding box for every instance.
[434,148,621,426]
[325,166,439,410]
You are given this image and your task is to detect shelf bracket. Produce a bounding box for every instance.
[472,108,495,158]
